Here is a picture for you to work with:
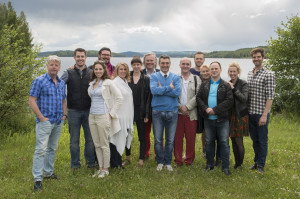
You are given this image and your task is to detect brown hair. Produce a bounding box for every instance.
[113,62,131,82]
[194,51,205,58]
[90,60,110,82]
[158,54,171,64]
[210,61,222,69]
[250,48,265,58]
[131,55,143,65]
[74,48,86,56]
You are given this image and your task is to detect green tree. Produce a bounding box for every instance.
[266,15,300,114]
[0,2,45,134]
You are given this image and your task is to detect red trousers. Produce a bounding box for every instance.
[174,114,197,165]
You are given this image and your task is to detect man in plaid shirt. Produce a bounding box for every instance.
[29,55,67,191]
[247,48,275,174]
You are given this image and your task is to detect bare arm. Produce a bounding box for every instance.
[28,96,48,122]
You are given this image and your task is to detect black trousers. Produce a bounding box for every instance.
[110,143,122,168]
[231,137,245,166]
[125,118,146,160]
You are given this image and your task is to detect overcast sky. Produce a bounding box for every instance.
[4,0,300,52]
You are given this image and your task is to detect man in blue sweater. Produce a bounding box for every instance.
[150,55,181,172]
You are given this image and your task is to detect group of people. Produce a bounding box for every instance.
[29,47,275,191]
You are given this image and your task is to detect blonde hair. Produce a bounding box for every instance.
[113,62,131,82]
[200,64,209,71]
[228,62,241,74]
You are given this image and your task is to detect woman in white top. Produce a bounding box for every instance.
[88,61,123,177]
[110,62,134,168]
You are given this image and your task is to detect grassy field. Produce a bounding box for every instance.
[0,114,299,199]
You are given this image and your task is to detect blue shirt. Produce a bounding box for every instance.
[29,73,66,124]
[90,80,109,114]
[208,78,220,120]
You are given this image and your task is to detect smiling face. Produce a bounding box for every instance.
[228,66,239,81]
[159,58,171,74]
[200,66,211,81]
[210,62,222,79]
[180,58,191,74]
[118,64,127,80]
[94,64,104,79]
[99,50,111,64]
[74,51,86,67]
[144,54,156,71]
[194,53,205,67]
[132,62,142,72]
[47,60,61,78]
[252,52,264,68]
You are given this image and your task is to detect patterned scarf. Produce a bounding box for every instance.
[107,62,114,77]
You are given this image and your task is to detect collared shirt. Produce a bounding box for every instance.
[180,76,190,106]
[208,78,221,120]
[29,73,66,124]
[145,69,157,77]
[160,71,170,78]
[247,67,275,115]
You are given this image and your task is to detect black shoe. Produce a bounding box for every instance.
[215,159,221,167]
[250,164,257,170]
[257,166,264,174]
[223,169,231,176]
[34,181,42,191]
[204,166,214,172]
[234,164,241,169]
[44,173,58,180]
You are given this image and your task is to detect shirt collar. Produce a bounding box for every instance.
[46,72,61,83]
[146,68,157,76]
[160,71,170,78]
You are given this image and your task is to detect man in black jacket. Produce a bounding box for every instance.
[61,48,96,170]
[196,61,233,176]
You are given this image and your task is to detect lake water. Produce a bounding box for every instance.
[58,57,254,81]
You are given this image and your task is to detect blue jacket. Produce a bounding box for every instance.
[150,72,181,111]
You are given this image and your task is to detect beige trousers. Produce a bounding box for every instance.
[89,114,110,169]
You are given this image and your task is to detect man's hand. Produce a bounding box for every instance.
[259,115,267,126]
[158,81,161,87]
[39,116,49,122]
[69,65,75,69]
[206,108,215,115]
[170,80,175,89]
[179,105,189,115]
[144,118,149,123]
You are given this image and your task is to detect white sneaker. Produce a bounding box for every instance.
[98,170,109,178]
[165,165,173,171]
[156,164,164,171]
[92,170,101,178]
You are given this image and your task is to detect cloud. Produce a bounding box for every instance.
[123,26,163,34]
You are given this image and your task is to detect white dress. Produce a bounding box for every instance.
[110,76,134,156]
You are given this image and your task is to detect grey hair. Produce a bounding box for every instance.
[143,52,157,64]
[47,55,61,65]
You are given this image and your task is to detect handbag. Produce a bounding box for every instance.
[194,75,204,134]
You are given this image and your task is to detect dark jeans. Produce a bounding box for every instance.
[125,118,146,160]
[249,114,270,168]
[68,109,95,168]
[204,119,230,170]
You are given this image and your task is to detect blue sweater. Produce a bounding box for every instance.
[150,72,181,111]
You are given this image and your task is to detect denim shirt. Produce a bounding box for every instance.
[29,73,66,124]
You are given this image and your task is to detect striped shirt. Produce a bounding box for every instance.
[29,73,66,124]
[90,80,109,114]
[247,67,275,115]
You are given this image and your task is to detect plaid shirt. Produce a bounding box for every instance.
[29,73,66,124]
[247,67,275,115]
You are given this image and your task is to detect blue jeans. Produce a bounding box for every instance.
[32,120,63,182]
[249,114,269,168]
[68,109,95,168]
[152,110,178,165]
[204,119,230,170]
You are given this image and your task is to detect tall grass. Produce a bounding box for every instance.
[0,115,299,198]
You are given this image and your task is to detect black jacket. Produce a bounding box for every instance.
[129,71,151,119]
[196,78,233,122]
[65,67,91,110]
[231,78,248,118]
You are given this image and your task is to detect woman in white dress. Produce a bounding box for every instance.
[110,62,134,168]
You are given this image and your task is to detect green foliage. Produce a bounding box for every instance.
[0,115,299,198]
[0,1,46,134]
[266,15,300,114]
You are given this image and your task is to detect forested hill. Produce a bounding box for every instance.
[38,46,268,58]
